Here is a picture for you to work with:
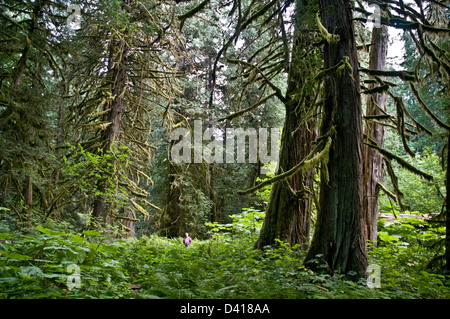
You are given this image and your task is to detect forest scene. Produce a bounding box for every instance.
[0,0,449,305]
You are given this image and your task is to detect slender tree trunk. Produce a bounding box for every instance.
[23,176,33,227]
[14,1,41,228]
[364,22,389,247]
[304,0,368,279]
[255,0,316,250]
[14,46,29,87]
[209,165,220,223]
[54,101,64,183]
[159,163,185,237]
[445,134,450,272]
[12,0,40,87]
[16,51,34,226]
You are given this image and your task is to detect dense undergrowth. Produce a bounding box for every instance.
[0,209,449,299]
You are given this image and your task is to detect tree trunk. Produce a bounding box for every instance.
[255,0,317,250]
[209,165,221,223]
[364,22,388,247]
[159,164,185,237]
[14,46,29,87]
[445,134,450,272]
[54,101,64,183]
[304,0,368,279]
[23,176,33,227]
[14,0,42,228]
[92,28,128,226]
[255,109,315,249]
[12,0,40,87]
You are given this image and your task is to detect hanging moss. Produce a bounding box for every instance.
[315,56,353,81]
[383,158,408,212]
[365,139,434,181]
[238,127,335,195]
[377,182,397,201]
[410,83,450,130]
[316,12,340,44]
[362,84,390,95]
[336,56,353,79]
[393,96,415,157]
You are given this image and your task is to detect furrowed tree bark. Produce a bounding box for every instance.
[255,0,317,250]
[304,0,368,279]
[446,134,450,272]
[92,15,129,228]
[255,103,315,249]
[364,21,389,247]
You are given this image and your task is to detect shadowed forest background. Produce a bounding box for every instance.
[0,0,449,299]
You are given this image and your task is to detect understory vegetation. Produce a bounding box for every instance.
[1,209,448,299]
[0,0,449,301]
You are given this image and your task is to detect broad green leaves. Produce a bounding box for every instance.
[0,225,129,299]
[205,207,265,239]
[1,218,449,299]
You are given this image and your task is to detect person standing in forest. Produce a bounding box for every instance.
[183,233,192,248]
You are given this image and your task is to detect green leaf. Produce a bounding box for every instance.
[0,233,13,240]
[378,231,399,243]
[18,266,45,279]
[3,251,31,261]
[83,230,103,236]
[0,277,18,283]
[36,226,67,237]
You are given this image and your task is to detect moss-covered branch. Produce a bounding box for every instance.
[364,139,434,181]
[316,12,340,44]
[226,56,288,104]
[238,127,335,195]
[359,68,416,81]
[178,0,210,30]
[218,93,277,121]
[410,83,450,131]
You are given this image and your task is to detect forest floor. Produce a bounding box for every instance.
[1,216,449,299]
[379,212,440,222]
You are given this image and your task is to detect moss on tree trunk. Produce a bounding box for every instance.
[304,0,368,279]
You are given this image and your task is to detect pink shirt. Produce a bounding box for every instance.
[183,236,192,246]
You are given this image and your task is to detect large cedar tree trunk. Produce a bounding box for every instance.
[255,107,315,249]
[304,0,368,278]
[255,0,316,250]
[364,22,388,247]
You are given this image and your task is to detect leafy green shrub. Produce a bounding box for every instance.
[205,207,265,240]
[380,148,445,215]
[370,217,449,298]
[1,216,449,299]
[60,142,132,211]
[0,226,134,299]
